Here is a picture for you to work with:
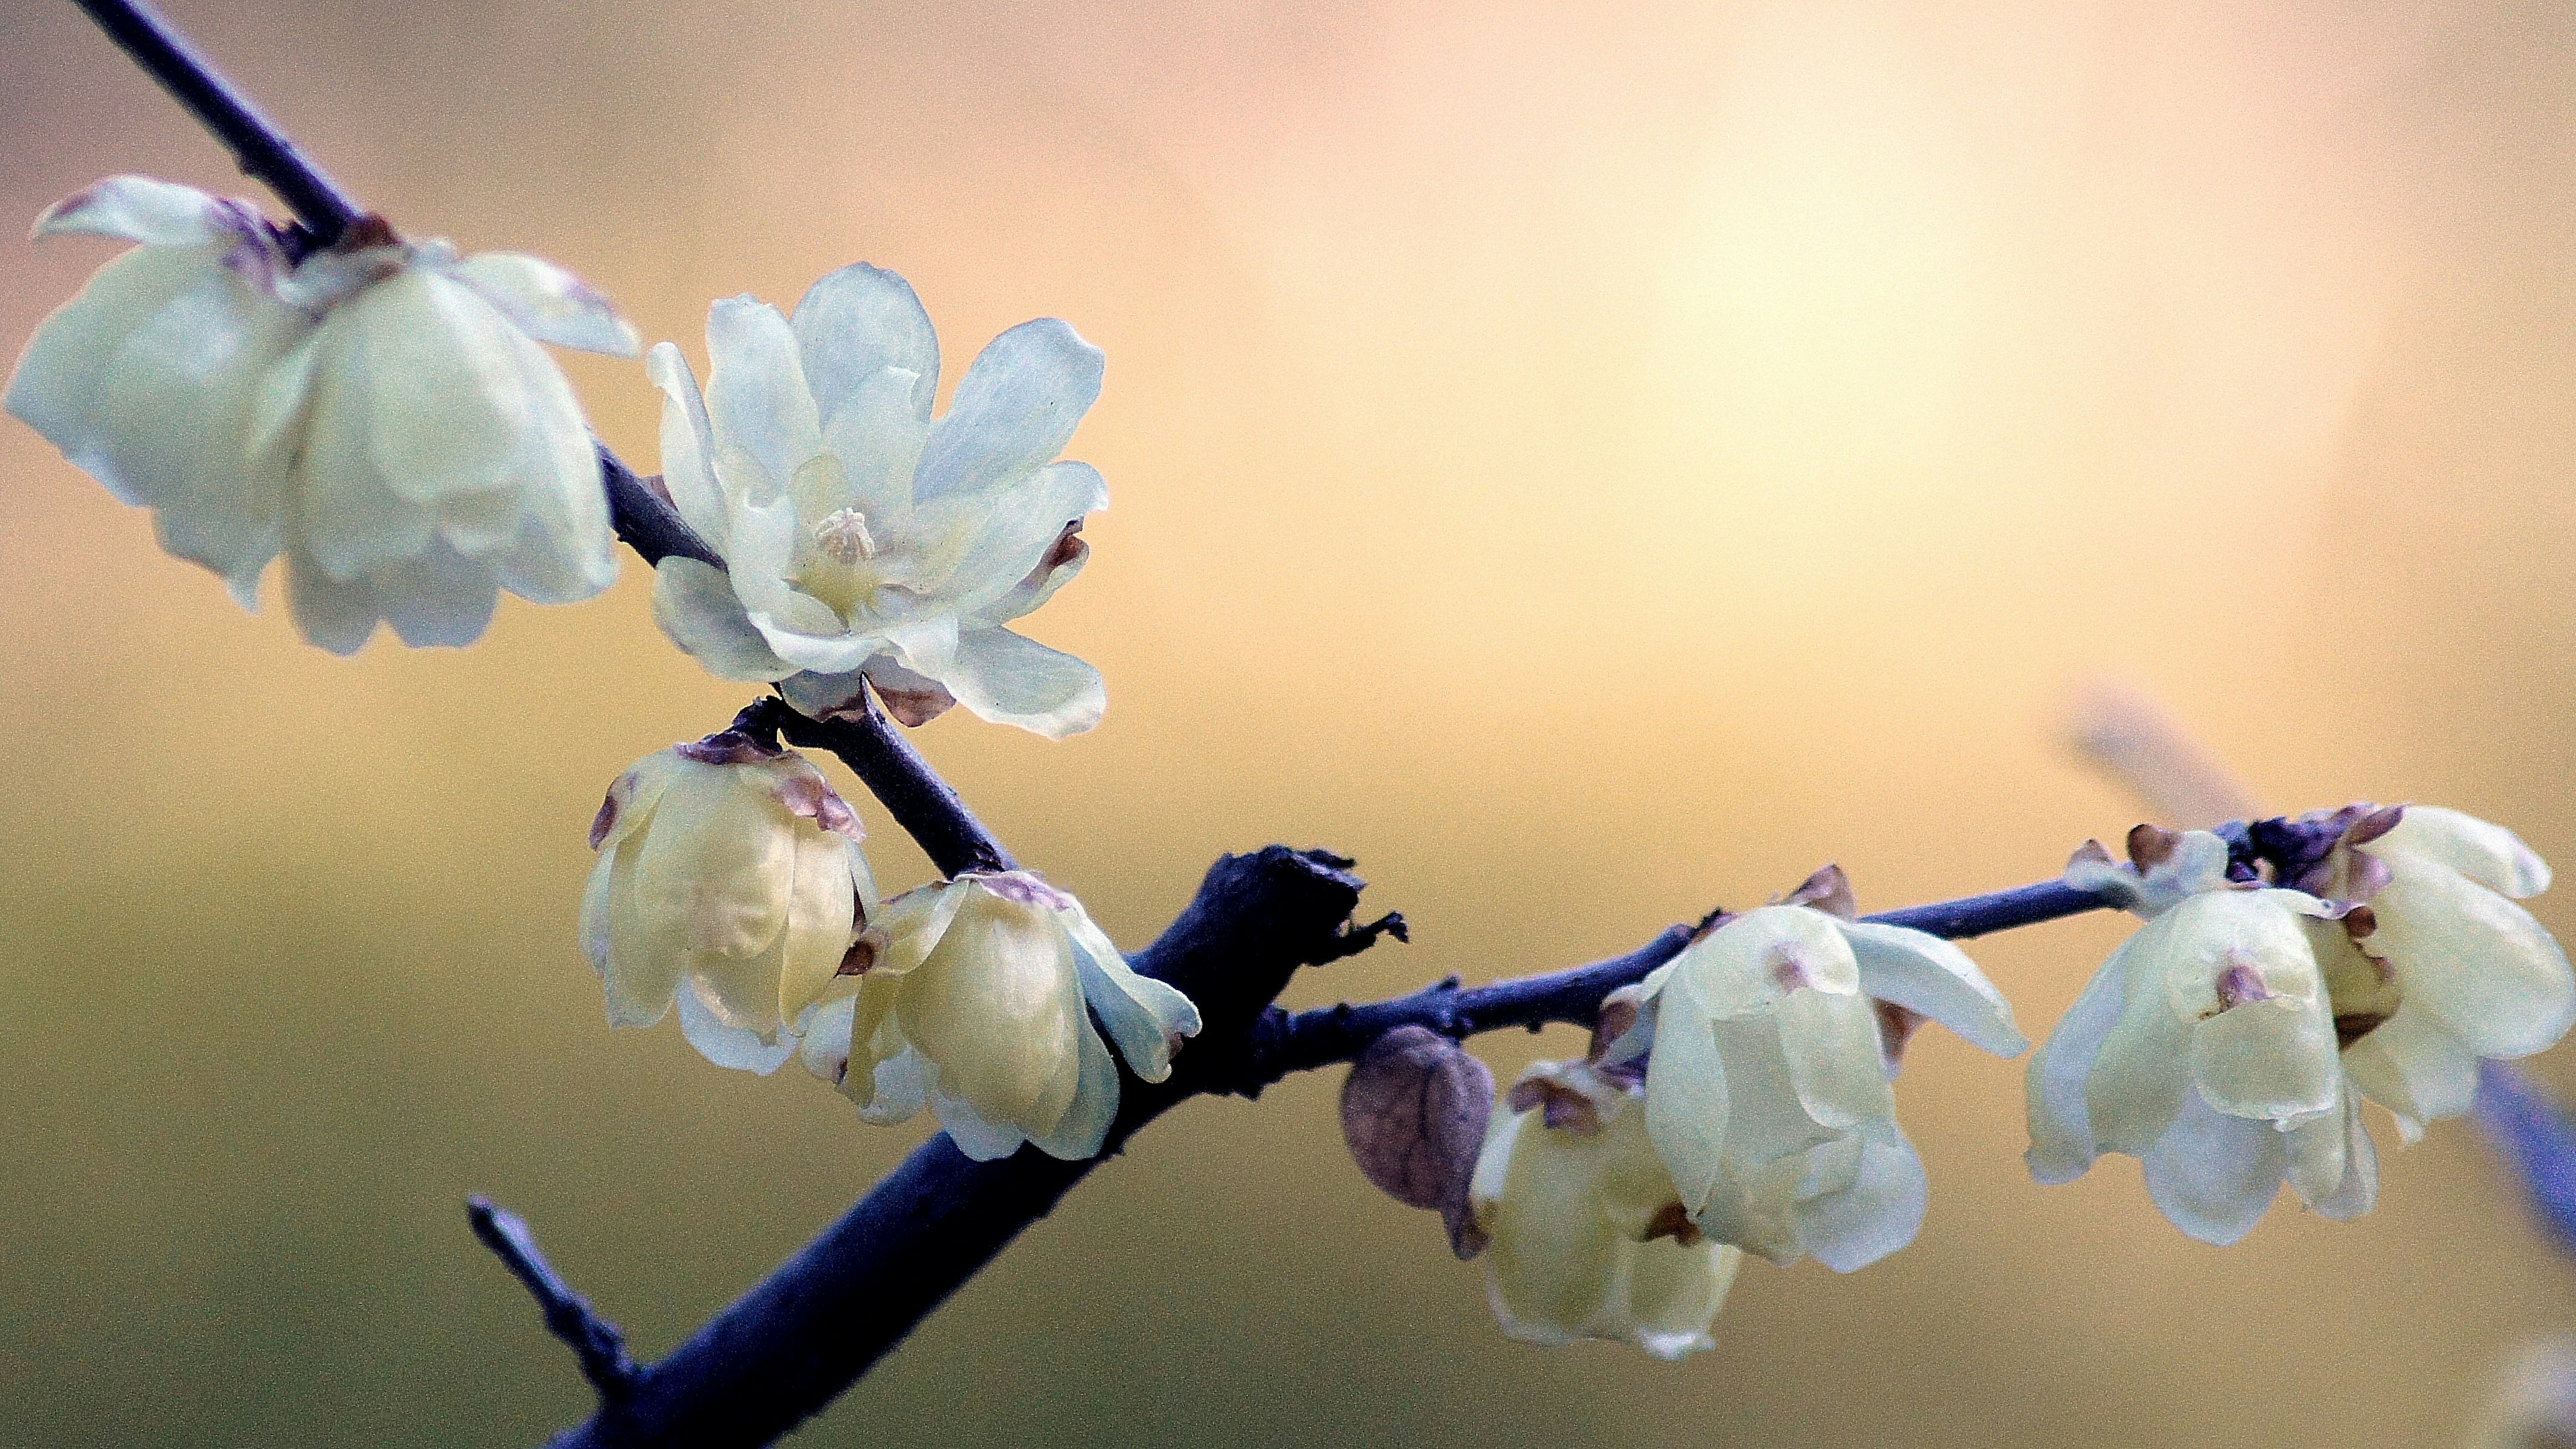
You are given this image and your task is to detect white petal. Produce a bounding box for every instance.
[678,982,796,1075]
[1792,1128,1929,1272]
[1837,919,2026,1056]
[283,545,383,654]
[646,342,730,550]
[292,323,437,581]
[2373,851,2576,1059]
[376,545,501,648]
[910,318,1104,500]
[1067,912,1199,1081]
[2138,1088,2286,1245]
[2377,806,2551,898]
[928,1073,1032,1161]
[2306,1087,2379,1221]
[1026,1012,1122,1161]
[35,176,260,248]
[704,296,822,488]
[2190,994,2341,1124]
[790,262,939,426]
[777,830,862,1026]
[940,627,1107,739]
[9,248,225,494]
[2341,1006,2481,1138]
[652,557,796,680]
[914,460,1110,617]
[2084,930,2196,1158]
[1642,980,1733,1217]
[354,272,549,503]
[445,252,639,357]
[1774,990,1896,1132]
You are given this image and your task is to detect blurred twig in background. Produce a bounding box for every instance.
[2068,681,2262,830]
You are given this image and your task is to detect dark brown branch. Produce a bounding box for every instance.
[550,845,1375,1449]
[70,0,362,250]
[468,1196,641,1402]
[735,694,1016,877]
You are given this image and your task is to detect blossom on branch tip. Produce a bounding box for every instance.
[6,176,637,651]
[1468,1059,1740,1360]
[1596,867,2027,1272]
[582,731,878,1073]
[646,263,1110,739]
[806,870,1199,1161]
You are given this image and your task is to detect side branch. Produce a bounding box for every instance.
[739,695,1015,877]
[468,1197,641,1401]
[73,0,361,248]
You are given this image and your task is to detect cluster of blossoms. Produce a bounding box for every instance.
[1448,814,2573,1357]
[17,175,2576,1373]
[583,731,1197,1161]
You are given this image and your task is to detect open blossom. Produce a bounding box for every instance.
[2028,826,2373,1242]
[582,730,877,1072]
[2280,805,2574,1142]
[647,262,1110,739]
[6,176,635,651]
[1468,1060,1740,1360]
[1598,868,2027,1271]
[803,870,1199,1161]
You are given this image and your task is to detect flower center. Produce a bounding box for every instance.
[814,508,879,566]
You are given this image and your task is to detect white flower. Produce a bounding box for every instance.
[582,730,877,1072]
[1599,869,2027,1271]
[2292,806,2574,1143]
[647,263,1110,739]
[808,870,1199,1161]
[5,176,637,651]
[2027,827,2377,1244]
[1468,1059,1741,1360]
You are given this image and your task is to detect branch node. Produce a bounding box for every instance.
[1317,912,1408,964]
[466,1196,641,1402]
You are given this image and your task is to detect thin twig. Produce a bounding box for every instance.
[70,0,362,249]
[739,694,1016,877]
[467,1197,641,1402]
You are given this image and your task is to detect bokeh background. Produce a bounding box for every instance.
[3,0,2573,1443]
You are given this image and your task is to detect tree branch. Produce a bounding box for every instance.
[468,1196,641,1402]
[737,694,1016,877]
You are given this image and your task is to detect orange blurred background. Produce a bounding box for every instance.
[3,0,2574,1443]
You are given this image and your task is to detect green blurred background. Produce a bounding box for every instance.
[5,0,2576,1442]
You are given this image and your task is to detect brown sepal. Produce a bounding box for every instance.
[1780,863,1858,918]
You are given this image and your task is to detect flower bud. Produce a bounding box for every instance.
[2028,828,2376,1244]
[1468,1060,1740,1360]
[7,177,637,652]
[581,731,876,1071]
[828,871,1200,1161]
[1601,870,2025,1271]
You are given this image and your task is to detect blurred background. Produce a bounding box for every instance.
[2,0,2572,1442]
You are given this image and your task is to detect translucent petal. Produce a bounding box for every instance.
[2375,806,2551,899]
[2084,925,2196,1157]
[356,272,547,504]
[646,341,729,549]
[1623,1239,1737,1360]
[282,544,383,654]
[1837,918,2026,1056]
[941,626,1107,739]
[1775,990,1897,1132]
[2306,1088,2380,1221]
[704,296,822,488]
[2139,1088,2286,1246]
[601,822,687,1028]
[1025,1010,1121,1161]
[293,324,436,582]
[1641,979,1733,1216]
[677,982,796,1075]
[2026,953,2127,1183]
[652,557,795,680]
[2341,1004,2480,1138]
[35,176,252,247]
[445,251,639,357]
[790,262,939,427]
[627,765,797,1025]
[895,886,1083,1138]
[911,461,1112,625]
[1065,910,1199,1081]
[777,829,862,1027]
[1791,1127,1929,1272]
[2371,851,2576,1059]
[376,545,501,648]
[580,846,617,975]
[927,1077,1031,1161]
[2190,995,2340,1123]
[1480,1116,1629,1347]
[911,317,1104,501]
